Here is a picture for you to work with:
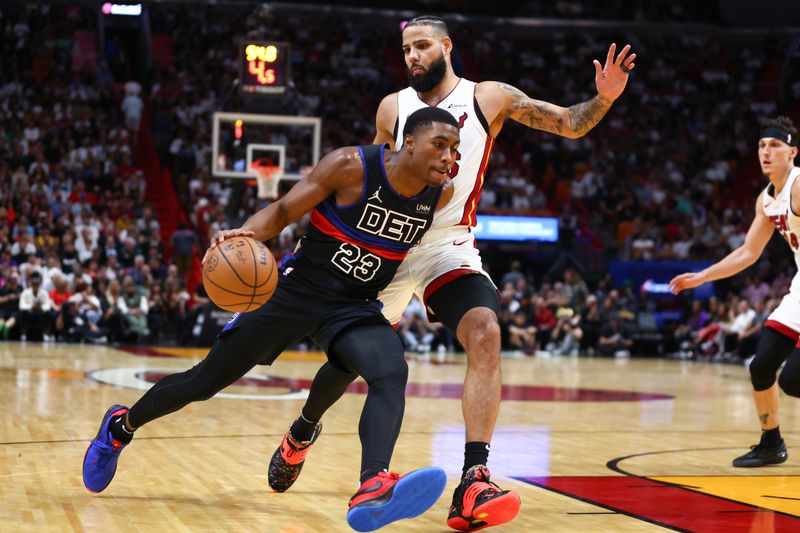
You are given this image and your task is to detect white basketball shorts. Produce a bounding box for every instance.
[378,227,493,325]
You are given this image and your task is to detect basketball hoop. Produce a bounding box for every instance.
[253,162,284,200]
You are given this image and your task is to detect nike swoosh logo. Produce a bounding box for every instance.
[453,239,469,246]
[353,480,383,497]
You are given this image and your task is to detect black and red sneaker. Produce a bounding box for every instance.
[447,465,520,531]
[267,422,322,492]
[347,467,447,532]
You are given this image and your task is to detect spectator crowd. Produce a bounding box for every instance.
[1,3,798,355]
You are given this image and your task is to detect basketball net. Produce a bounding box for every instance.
[254,163,284,200]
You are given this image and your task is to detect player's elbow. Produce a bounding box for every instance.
[738,247,760,267]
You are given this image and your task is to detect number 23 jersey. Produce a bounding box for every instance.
[290,144,443,299]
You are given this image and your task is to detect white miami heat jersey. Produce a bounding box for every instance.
[395,79,493,230]
[762,166,800,293]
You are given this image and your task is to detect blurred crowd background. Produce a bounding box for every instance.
[1,2,799,363]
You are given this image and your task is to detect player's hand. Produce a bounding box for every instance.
[594,43,636,102]
[202,228,255,265]
[668,272,706,294]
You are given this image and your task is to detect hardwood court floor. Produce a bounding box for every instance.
[2,341,800,532]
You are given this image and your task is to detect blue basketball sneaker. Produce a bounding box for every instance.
[346,466,447,532]
[82,404,130,493]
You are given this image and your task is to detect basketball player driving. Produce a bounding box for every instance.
[83,108,461,532]
[281,16,636,531]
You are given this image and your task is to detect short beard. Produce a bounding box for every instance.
[408,53,447,93]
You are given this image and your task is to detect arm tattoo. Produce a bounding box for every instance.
[567,95,612,137]
[496,82,612,137]
[497,82,564,133]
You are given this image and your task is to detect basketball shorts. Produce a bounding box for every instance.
[766,293,800,344]
[378,227,494,325]
[219,273,390,365]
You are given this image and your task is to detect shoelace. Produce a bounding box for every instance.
[283,434,314,461]
[466,466,493,484]
[378,471,401,481]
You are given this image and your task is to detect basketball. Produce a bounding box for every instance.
[202,236,278,312]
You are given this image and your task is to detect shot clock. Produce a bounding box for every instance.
[240,41,290,95]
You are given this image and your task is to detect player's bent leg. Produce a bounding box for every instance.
[269,269,415,493]
[425,274,520,529]
[329,324,446,530]
[748,327,794,392]
[733,326,795,468]
[456,307,502,444]
[84,309,283,493]
[329,324,409,478]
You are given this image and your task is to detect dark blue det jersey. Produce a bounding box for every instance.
[289,144,443,299]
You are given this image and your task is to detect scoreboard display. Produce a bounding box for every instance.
[240,41,290,95]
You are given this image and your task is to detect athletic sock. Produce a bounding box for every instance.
[109,415,134,444]
[463,442,490,476]
[763,426,782,448]
[290,412,318,442]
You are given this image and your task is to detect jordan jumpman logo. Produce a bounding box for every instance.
[368,186,382,203]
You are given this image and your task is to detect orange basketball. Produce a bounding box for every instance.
[202,236,278,313]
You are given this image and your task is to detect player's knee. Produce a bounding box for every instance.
[749,328,795,391]
[383,355,409,385]
[778,369,800,398]
[365,356,408,394]
[460,310,501,360]
[749,355,778,391]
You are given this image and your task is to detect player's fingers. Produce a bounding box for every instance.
[606,43,615,67]
[625,53,636,65]
[593,59,603,77]
[615,44,631,64]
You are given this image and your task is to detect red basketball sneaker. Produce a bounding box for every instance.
[447,465,521,531]
[267,422,322,492]
[347,467,447,532]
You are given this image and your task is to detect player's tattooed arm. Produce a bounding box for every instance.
[496,82,612,139]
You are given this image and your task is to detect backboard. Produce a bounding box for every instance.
[211,112,321,198]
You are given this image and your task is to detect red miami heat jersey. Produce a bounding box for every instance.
[395,79,493,229]
[762,166,800,292]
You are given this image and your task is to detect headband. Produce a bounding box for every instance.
[760,126,797,147]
